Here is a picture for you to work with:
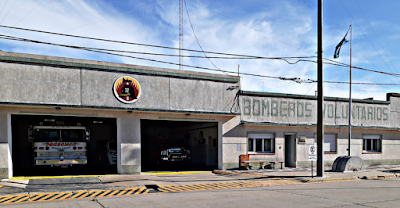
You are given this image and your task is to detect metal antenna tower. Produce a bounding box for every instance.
[179,0,183,70]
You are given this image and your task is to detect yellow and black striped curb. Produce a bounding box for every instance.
[0,187,148,205]
[0,179,302,205]
[156,179,302,193]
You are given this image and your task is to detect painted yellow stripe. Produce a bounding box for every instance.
[124,188,143,195]
[142,171,211,175]
[8,195,29,204]
[70,191,90,199]
[54,192,72,200]
[133,188,148,195]
[95,190,114,198]
[11,175,112,180]
[0,194,29,204]
[30,193,53,202]
[110,189,129,197]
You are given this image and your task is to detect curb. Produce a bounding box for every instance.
[213,170,399,183]
[142,171,211,175]
[360,174,398,180]
[11,175,106,180]
[212,170,270,178]
[300,177,359,183]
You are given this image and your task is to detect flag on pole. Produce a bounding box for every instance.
[333,32,349,58]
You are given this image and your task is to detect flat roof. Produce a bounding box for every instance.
[0,51,240,83]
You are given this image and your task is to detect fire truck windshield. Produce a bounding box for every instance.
[33,129,60,142]
[61,129,85,142]
[33,128,86,142]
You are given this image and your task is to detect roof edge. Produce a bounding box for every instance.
[0,51,240,83]
[240,90,390,105]
[0,102,240,116]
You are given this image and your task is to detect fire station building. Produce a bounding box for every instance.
[1,51,400,179]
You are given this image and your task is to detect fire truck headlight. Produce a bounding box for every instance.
[37,152,49,157]
[73,152,85,156]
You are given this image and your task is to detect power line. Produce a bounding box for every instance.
[184,0,228,75]
[2,28,400,79]
[338,0,399,85]
[0,24,316,59]
[138,0,151,65]
[300,0,399,92]
[141,2,156,65]
[0,0,9,22]
[2,24,400,80]
[354,0,400,76]
[0,0,18,24]
[324,58,400,78]
[2,0,44,35]
[1,33,399,87]
[187,0,314,56]
[151,1,178,67]
[31,0,170,42]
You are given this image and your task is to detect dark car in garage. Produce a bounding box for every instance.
[157,147,191,166]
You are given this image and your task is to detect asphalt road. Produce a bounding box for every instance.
[3,177,400,208]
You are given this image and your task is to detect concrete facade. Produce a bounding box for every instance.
[0,51,400,178]
[220,91,400,169]
[0,52,239,178]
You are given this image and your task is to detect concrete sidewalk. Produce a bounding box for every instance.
[0,165,399,196]
[215,164,400,183]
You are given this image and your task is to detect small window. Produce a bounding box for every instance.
[248,134,275,153]
[256,139,262,152]
[314,134,336,152]
[248,138,254,151]
[363,135,381,152]
[264,139,271,152]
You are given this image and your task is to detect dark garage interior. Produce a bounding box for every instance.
[11,114,117,176]
[141,119,218,171]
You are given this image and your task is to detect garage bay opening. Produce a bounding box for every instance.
[12,115,117,176]
[141,119,218,172]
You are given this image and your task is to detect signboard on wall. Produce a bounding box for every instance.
[113,76,142,104]
[240,95,390,127]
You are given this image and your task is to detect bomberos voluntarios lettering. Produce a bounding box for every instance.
[45,142,77,146]
[242,98,388,121]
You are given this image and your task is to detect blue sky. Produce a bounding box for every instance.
[0,0,399,100]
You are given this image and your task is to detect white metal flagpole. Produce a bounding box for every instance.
[348,23,352,157]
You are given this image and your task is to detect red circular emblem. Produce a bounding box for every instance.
[113,76,141,103]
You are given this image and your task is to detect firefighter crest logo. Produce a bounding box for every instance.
[113,76,141,104]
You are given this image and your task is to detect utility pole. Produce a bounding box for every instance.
[348,23,352,156]
[317,0,324,177]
